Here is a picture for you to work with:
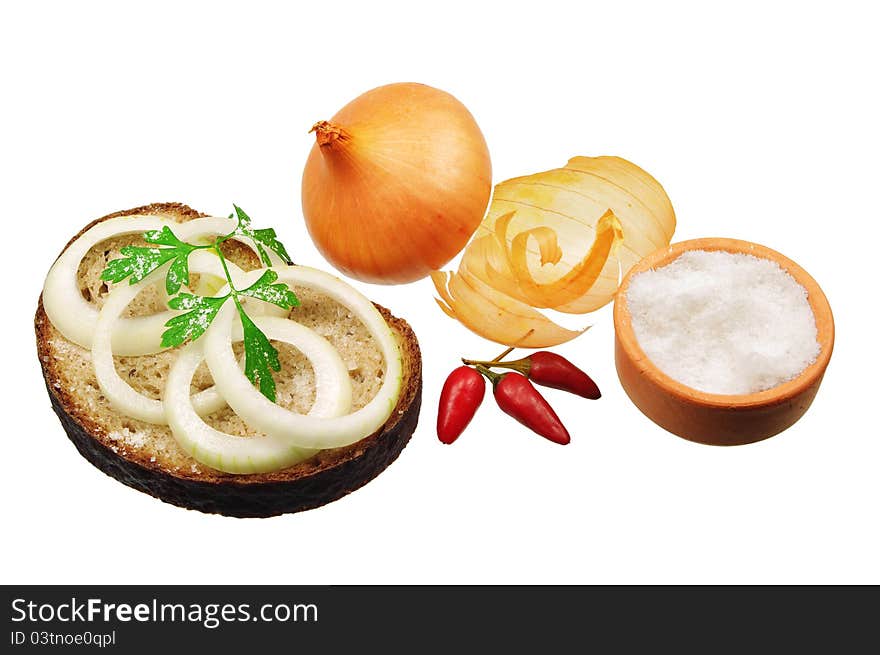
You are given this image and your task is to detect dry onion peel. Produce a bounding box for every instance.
[486,156,675,313]
[431,269,585,348]
[432,155,675,345]
[463,208,624,310]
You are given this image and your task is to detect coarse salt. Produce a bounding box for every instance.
[625,250,820,395]
[107,427,148,449]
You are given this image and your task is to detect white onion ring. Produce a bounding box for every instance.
[92,250,247,424]
[42,215,277,356]
[43,215,175,355]
[176,216,290,267]
[165,318,352,474]
[203,265,403,449]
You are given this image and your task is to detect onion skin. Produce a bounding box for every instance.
[302,82,492,284]
[432,155,675,346]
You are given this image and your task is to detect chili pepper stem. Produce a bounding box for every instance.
[464,357,530,376]
[462,345,515,368]
[474,364,503,386]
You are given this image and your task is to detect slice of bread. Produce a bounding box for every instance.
[35,203,422,517]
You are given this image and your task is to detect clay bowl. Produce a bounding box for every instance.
[613,238,834,446]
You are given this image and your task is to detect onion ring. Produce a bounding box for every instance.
[177,216,290,267]
[91,250,247,424]
[43,215,175,355]
[203,265,403,449]
[42,215,276,356]
[165,318,352,474]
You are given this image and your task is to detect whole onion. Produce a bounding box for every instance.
[301,82,492,284]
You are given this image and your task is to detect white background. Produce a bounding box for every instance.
[2,1,876,584]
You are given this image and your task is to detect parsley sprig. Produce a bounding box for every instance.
[100,205,298,402]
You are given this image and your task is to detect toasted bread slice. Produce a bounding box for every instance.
[35,203,422,517]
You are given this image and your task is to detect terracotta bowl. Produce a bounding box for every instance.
[613,238,834,446]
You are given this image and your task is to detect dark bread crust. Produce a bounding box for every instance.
[35,203,422,517]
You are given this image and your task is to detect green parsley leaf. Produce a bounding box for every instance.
[161,294,229,348]
[237,305,281,402]
[98,208,297,405]
[101,226,198,295]
[250,227,292,265]
[232,204,293,265]
[165,255,192,296]
[100,245,178,286]
[232,204,253,229]
[143,225,192,249]
[238,270,299,310]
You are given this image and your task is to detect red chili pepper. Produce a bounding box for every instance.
[477,366,570,445]
[519,351,601,399]
[437,366,486,444]
[464,351,600,399]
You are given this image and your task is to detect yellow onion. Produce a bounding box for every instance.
[302,82,492,284]
[433,156,676,347]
